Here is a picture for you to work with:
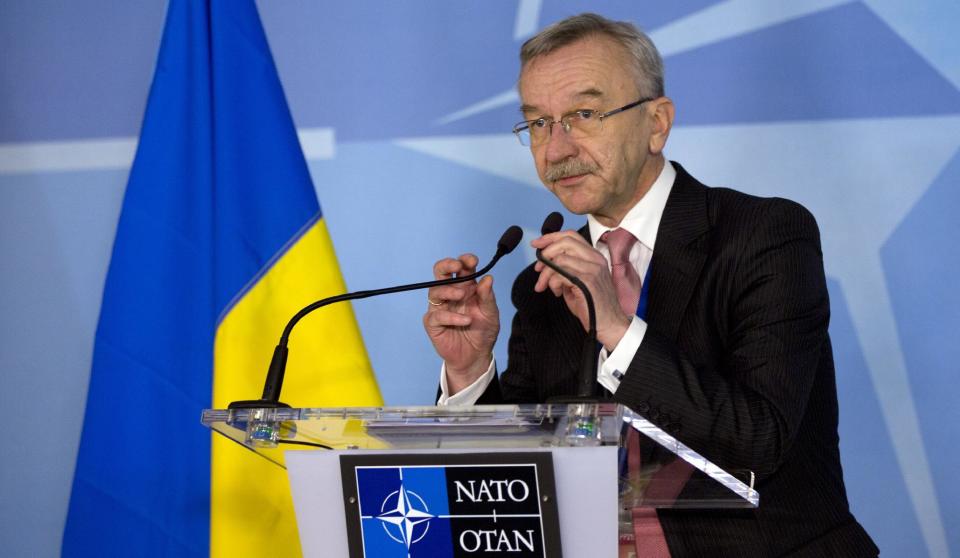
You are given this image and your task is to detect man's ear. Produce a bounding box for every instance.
[648,97,675,155]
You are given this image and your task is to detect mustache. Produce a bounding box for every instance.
[545,159,598,182]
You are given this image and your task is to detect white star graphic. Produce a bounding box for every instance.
[377,484,435,549]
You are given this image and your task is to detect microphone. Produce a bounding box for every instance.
[540,211,564,236]
[229,225,523,409]
[536,212,599,399]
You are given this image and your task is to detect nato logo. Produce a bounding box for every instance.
[373,478,435,549]
[340,453,562,557]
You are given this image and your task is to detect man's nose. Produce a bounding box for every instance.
[543,122,578,163]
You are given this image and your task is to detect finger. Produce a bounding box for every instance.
[433,257,466,280]
[530,230,590,250]
[538,267,575,298]
[546,271,574,297]
[475,275,498,313]
[428,283,476,305]
[548,251,604,277]
[561,283,585,309]
[533,263,557,293]
[458,253,480,274]
[423,309,473,329]
[539,236,598,262]
[534,252,587,294]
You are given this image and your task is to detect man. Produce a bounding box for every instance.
[422,13,877,557]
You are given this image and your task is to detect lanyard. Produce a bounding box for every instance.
[636,265,652,320]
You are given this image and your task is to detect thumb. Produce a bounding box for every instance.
[476,275,497,310]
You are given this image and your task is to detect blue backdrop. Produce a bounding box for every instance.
[1,1,957,556]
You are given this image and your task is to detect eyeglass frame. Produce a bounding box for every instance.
[512,97,655,147]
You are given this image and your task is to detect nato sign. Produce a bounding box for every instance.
[340,453,562,557]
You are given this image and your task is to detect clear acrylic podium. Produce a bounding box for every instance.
[202,403,758,556]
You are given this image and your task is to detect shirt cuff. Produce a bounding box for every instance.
[438,356,496,406]
[597,317,647,394]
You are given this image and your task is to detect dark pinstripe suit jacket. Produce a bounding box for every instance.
[476,164,878,556]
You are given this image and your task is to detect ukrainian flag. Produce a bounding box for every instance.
[62,1,381,556]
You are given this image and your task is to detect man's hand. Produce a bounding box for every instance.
[422,254,500,394]
[531,231,632,350]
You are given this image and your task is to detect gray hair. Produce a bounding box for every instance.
[519,13,664,98]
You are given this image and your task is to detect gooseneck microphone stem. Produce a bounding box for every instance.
[537,212,600,399]
[279,254,503,346]
[534,254,598,397]
[229,226,523,409]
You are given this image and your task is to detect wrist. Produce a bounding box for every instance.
[597,313,632,351]
[445,355,494,394]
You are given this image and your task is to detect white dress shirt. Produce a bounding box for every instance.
[439,161,676,405]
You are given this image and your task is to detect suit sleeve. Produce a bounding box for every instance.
[614,200,830,477]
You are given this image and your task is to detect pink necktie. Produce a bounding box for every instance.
[600,228,642,317]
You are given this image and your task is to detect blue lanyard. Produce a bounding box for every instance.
[636,265,652,320]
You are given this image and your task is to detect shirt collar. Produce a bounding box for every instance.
[587,160,676,251]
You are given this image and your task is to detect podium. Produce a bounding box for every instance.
[202,403,758,557]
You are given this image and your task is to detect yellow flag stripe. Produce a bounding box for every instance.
[211,219,382,558]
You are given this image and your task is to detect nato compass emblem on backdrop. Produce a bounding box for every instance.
[376,484,435,549]
[340,453,562,557]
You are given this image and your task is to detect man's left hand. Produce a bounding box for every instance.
[531,231,632,350]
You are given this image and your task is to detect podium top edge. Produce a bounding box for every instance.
[202,402,632,423]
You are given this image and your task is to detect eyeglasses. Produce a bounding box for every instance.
[512,97,653,147]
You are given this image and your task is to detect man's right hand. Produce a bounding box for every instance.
[422,254,500,394]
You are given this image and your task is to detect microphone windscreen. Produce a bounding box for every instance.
[497,225,524,254]
[540,212,564,235]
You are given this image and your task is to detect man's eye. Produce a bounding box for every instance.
[531,118,549,129]
[576,109,596,119]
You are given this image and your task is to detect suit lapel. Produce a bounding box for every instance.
[645,163,710,340]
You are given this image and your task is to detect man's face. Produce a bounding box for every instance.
[519,35,660,224]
